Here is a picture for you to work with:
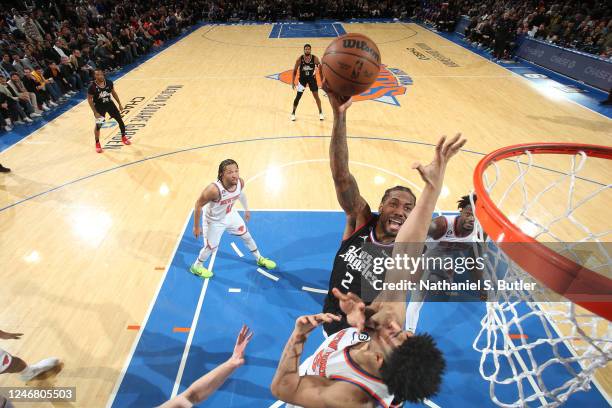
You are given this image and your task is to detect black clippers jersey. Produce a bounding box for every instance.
[88,79,114,107]
[299,55,316,78]
[323,214,393,316]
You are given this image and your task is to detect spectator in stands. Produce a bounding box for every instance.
[0,74,40,123]
[494,11,515,60]
[33,66,63,103]
[59,56,83,91]
[22,14,44,44]
[8,72,44,113]
[12,53,30,77]
[22,67,56,109]
[45,61,75,97]
[70,49,93,86]
[94,39,116,70]
[52,38,70,63]
[1,54,18,78]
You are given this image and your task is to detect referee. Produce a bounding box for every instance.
[87,69,131,153]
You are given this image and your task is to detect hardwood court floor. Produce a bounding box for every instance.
[0,22,610,407]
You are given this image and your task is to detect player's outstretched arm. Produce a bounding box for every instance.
[271,313,372,408]
[193,183,220,238]
[325,83,371,238]
[371,135,466,323]
[159,325,253,408]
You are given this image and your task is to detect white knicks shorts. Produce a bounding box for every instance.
[0,348,12,374]
[202,211,247,249]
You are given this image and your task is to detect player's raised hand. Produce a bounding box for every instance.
[322,79,352,113]
[228,325,253,368]
[0,330,23,340]
[332,288,366,331]
[413,134,466,190]
[294,313,340,337]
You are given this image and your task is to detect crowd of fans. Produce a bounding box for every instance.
[417,1,612,61]
[205,0,414,22]
[0,0,205,133]
[0,0,609,134]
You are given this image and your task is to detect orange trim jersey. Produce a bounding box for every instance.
[204,180,242,222]
[285,328,395,408]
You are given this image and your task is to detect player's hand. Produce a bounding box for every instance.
[193,225,202,238]
[0,330,23,340]
[293,313,340,338]
[365,307,402,339]
[332,288,366,331]
[322,79,352,113]
[412,134,466,190]
[228,324,253,368]
[244,210,251,222]
[118,104,124,111]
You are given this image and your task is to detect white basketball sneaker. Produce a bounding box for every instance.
[20,357,61,381]
[290,113,296,121]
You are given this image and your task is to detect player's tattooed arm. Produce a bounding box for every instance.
[328,92,371,236]
[192,183,221,238]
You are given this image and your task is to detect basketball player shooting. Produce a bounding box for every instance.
[271,135,465,407]
[320,83,418,336]
[291,44,324,121]
[190,159,276,278]
[87,68,131,153]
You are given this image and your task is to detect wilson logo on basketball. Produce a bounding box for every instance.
[342,39,381,63]
[266,65,412,107]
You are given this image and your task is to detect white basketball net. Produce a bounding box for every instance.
[471,149,612,407]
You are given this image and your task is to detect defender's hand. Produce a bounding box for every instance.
[412,134,466,190]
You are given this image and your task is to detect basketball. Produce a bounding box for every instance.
[321,33,381,96]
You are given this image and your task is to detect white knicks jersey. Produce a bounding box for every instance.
[287,328,396,408]
[204,180,242,222]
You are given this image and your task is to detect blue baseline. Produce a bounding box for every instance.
[270,22,346,38]
[111,211,608,407]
